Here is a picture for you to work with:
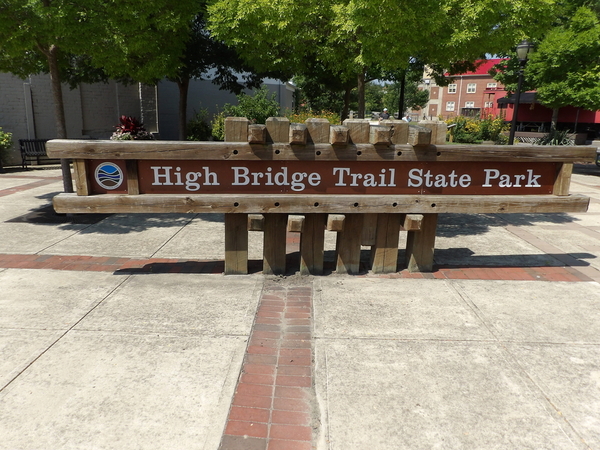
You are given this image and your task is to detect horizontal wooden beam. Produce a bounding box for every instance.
[52,193,590,215]
[46,140,597,163]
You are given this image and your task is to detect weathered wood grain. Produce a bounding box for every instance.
[52,193,591,215]
[406,213,438,272]
[336,213,363,274]
[73,160,90,196]
[47,140,597,163]
[300,213,326,275]
[371,213,402,274]
[225,213,248,275]
[305,118,330,144]
[126,160,140,195]
[263,214,288,275]
[553,162,574,196]
[266,117,290,143]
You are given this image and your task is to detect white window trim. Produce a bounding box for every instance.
[446,101,455,112]
[447,84,457,94]
[466,83,476,93]
[465,101,475,108]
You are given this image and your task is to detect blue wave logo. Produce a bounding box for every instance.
[95,162,123,190]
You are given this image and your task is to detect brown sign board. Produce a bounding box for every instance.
[88,160,559,196]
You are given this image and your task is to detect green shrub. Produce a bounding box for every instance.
[0,127,13,165]
[211,86,282,141]
[535,128,571,145]
[446,115,508,144]
[186,109,212,141]
[211,111,226,141]
[285,110,341,124]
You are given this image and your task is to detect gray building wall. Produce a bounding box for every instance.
[0,73,147,165]
[1,72,293,165]
[157,78,295,140]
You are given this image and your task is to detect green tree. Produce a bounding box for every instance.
[208,0,558,118]
[170,9,285,139]
[0,1,196,190]
[526,5,600,128]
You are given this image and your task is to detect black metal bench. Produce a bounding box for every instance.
[19,139,60,169]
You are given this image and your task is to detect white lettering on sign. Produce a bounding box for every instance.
[232,166,321,191]
[152,166,220,191]
[146,164,547,192]
[407,169,472,188]
[333,167,396,187]
[483,169,541,188]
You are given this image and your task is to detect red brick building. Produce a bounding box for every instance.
[418,59,600,139]
[419,59,505,120]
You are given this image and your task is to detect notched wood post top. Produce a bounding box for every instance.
[248,124,267,144]
[290,123,308,145]
[330,126,349,145]
[408,125,432,146]
[370,125,392,145]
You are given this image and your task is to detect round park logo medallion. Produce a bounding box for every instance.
[95,162,124,190]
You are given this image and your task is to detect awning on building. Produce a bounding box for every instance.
[497,92,538,105]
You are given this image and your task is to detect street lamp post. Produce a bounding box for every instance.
[508,40,535,145]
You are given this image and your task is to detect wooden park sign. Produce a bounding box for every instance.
[47,117,595,275]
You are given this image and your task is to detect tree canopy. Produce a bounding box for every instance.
[0,1,197,189]
[207,0,559,117]
[527,5,600,112]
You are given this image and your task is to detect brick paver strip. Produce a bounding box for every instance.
[218,282,314,450]
[0,178,60,197]
[0,252,595,282]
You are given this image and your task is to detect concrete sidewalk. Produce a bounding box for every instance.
[0,166,599,449]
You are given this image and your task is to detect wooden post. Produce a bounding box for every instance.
[419,121,447,145]
[263,214,288,275]
[126,160,140,195]
[224,116,250,274]
[362,213,378,246]
[383,120,409,145]
[290,124,308,145]
[73,159,90,196]
[248,124,267,144]
[305,118,330,143]
[224,117,249,141]
[369,125,392,145]
[553,162,574,196]
[300,213,326,275]
[330,126,349,145]
[336,214,364,274]
[371,214,402,273]
[225,214,249,275]
[266,117,290,143]
[405,213,438,272]
[408,125,432,146]
[343,119,370,144]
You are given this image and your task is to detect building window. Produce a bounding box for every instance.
[484,101,494,108]
[447,84,457,94]
[446,101,455,112]
[465,101,475,108]
[467,83,476,93]
[487,82,497,88]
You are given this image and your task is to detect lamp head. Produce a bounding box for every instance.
[516,40,535,62]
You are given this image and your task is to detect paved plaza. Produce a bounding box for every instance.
[0,165,599,449]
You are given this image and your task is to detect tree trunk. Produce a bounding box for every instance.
[341,86,351,121]
[357,69,366,119]
[177,77,190,140]
[397,69,406,118]
[46,44,73,193]
[551,107,559,130]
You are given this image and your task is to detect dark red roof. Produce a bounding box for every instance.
[453,59,505,76]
